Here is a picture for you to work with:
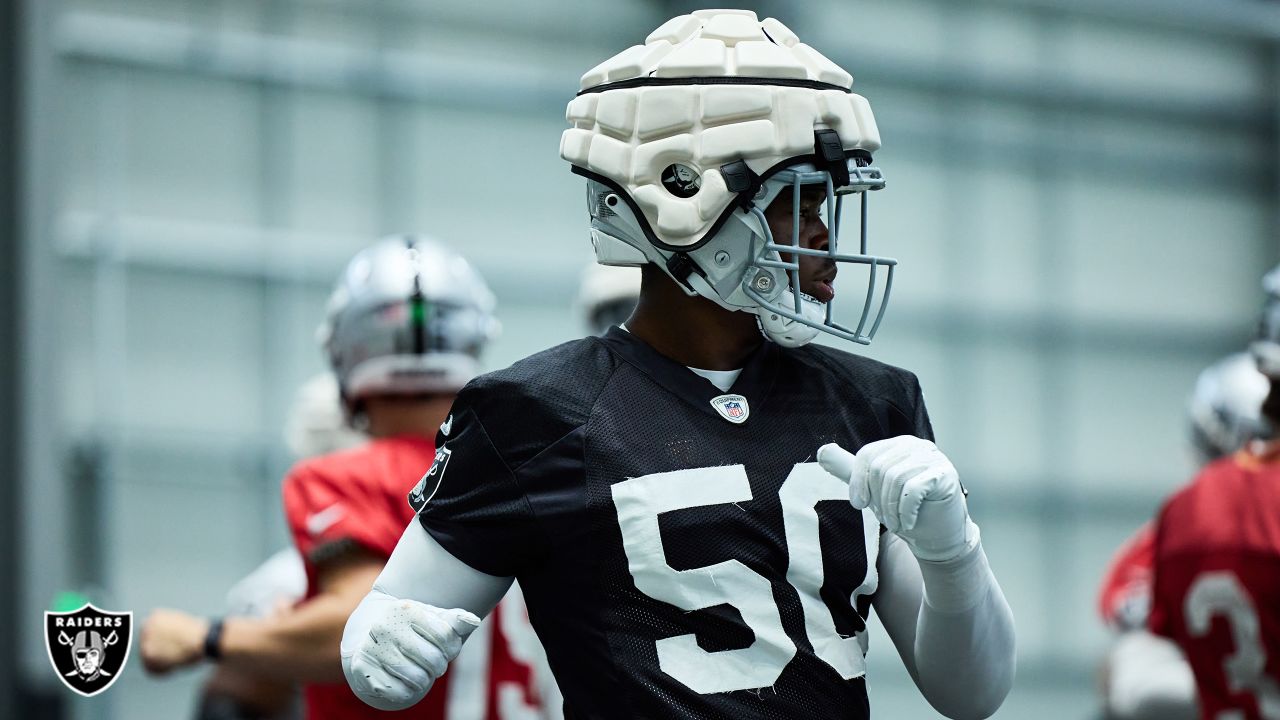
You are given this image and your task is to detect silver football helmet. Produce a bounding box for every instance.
[319,236,498,417]
[1188,352,1269,464]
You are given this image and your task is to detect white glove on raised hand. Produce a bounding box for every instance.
[341,589,481,711]
[817,435,980,563]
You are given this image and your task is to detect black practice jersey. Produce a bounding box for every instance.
[412,327,933,720]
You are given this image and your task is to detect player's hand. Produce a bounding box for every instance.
[341,590,481,711]
[817,436,979,562]
[139,609,210,675]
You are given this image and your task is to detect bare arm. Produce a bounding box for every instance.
[141,548,385,682]
[874,533,1016,720]
[219,550,384,683]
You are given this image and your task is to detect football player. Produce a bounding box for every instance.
[1097,352,1268,720]
[341,11,1015,720]
[1146,267,1280,720]
[142,237,550,720]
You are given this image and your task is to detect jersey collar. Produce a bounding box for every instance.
[598,325,780,422]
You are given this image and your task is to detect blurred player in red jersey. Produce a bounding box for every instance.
[142,236,552,720]
[1145,267,1280,720]
[1098,352,1268,719]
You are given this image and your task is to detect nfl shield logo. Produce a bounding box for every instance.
[44,603,133,697]
[710,394,750,425]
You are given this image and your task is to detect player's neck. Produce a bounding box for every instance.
[626,268,761,371]
[363,395,453,439]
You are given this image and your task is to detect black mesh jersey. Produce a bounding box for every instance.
[413,327,933,720]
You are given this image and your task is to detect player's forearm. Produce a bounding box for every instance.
[913,543,1016,720]
[220,592,356,683]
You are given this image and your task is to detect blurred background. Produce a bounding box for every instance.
[5,0,1280,718]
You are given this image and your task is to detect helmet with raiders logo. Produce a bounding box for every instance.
[560,9,891,347]
[319,236,499,419]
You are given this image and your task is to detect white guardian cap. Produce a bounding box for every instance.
[560,9,892,347]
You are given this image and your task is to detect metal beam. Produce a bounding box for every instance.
[53,10,1273,198]
[53,211,1251,356]
[20,0,73,707]
[981,0,1280,41]
[56,9,1270,136]
[67,424,1176,519]
[0,0,20,713]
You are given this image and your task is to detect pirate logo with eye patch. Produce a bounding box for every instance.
[45,603,133,697]
[662,163,702,198]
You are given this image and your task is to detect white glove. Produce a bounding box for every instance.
[342,589,481,711]
[817,435,979,563]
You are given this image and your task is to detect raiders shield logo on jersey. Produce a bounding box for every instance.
[45,604,132,697]
[409,446,452,512]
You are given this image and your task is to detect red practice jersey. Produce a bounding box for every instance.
[1098,522,1156,632]
[1149,447,1280,720]
[283,435,551,720]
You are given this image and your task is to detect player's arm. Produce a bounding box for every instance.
[218,545,385,682]
[873,531,1015,719]
[341,520,513,711]
[818,436,1015,720]
[141,546,384,683]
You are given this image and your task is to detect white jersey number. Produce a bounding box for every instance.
[611,463,878,694]
[1184,571,1280,720]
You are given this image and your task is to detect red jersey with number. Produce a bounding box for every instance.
[283,435,551,720]
[1149,447,1280,720]
[1098,523,1156,631]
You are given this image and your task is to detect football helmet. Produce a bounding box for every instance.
[319,236,498,417]
[1187,352,1269,464]
[560,9,892,347]
[1253,265,1280,378]
[577,262,641,335]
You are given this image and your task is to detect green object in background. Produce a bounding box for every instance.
[50,590,91,613]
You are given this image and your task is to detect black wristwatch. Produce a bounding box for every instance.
[203,617,225,661]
